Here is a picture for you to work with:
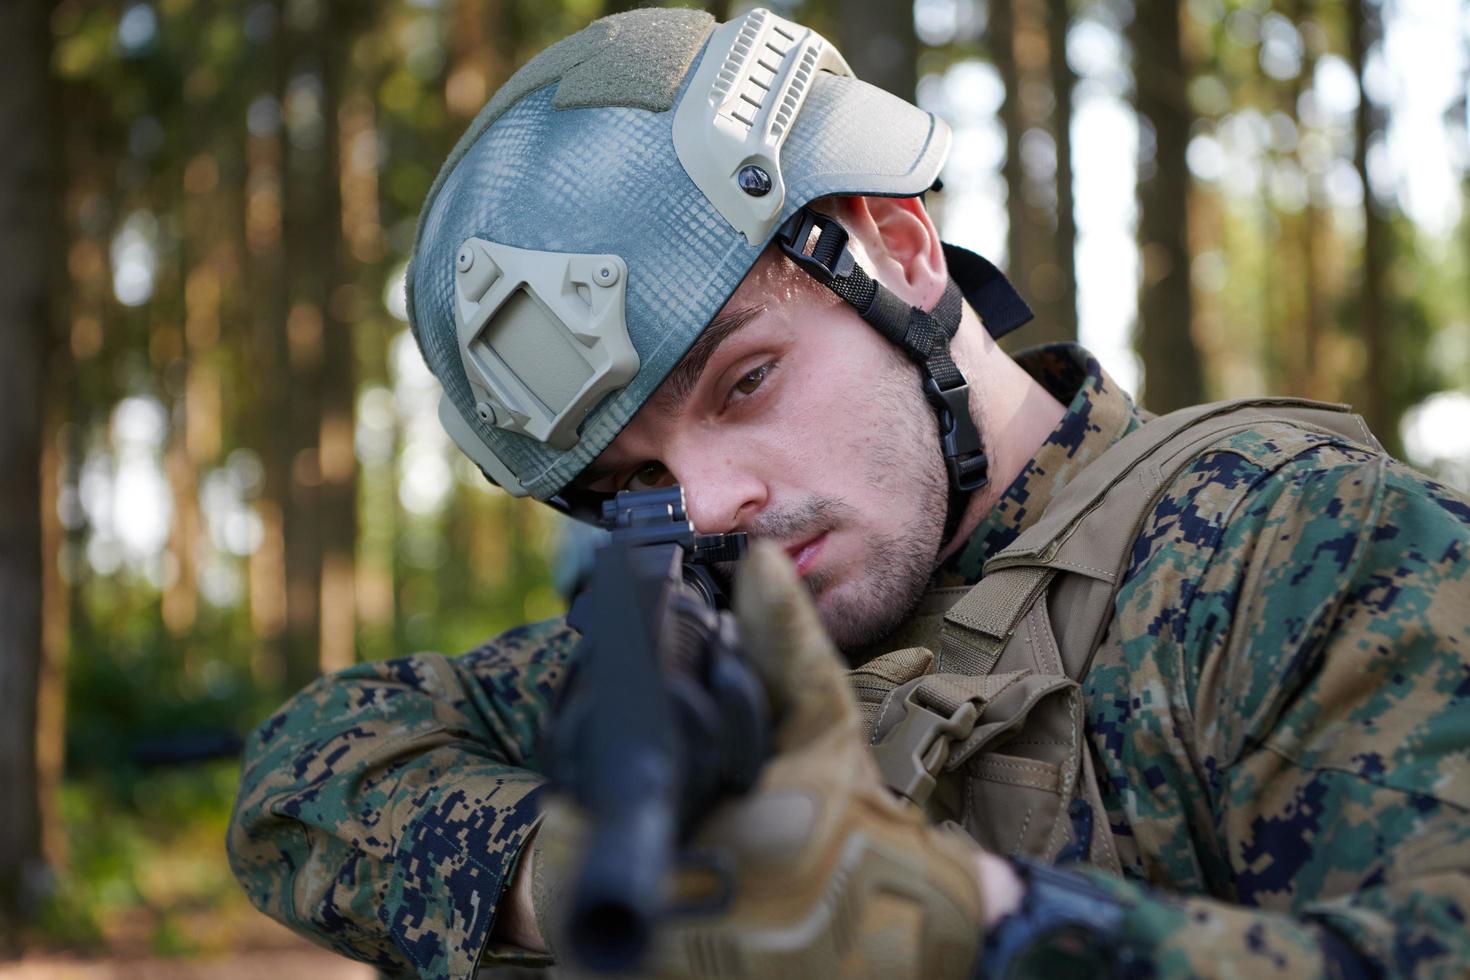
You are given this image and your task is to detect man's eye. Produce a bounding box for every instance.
[624,461,671,491]
[730,363,772,400]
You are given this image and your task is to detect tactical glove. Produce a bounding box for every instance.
[533,541,984,979]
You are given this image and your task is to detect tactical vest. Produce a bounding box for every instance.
[854,398,1381,873]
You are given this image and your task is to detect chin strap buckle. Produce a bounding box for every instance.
[775,208,855,284]
[872,690,981,808]
[924,377,989,492]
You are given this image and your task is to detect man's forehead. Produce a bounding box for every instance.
[724,243,804,308]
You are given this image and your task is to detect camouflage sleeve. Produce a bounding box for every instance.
[1080,441,1470,978]
[227,617,578,980]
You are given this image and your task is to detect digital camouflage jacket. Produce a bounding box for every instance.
[228,344,1470,979]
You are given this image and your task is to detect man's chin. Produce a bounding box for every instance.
[810,576,913,656]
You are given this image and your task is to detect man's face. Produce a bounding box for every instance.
[581,249,949,652]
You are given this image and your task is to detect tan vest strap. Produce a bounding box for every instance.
[911,670,1035,718]
[943,399,1378,682]
[938,566,1055,676]
[985,398,1379,578]
[871,688,978,807]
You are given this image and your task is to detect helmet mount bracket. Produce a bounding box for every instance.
[451,238,640,453]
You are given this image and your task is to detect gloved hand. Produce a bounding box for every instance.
[532,541,985,979]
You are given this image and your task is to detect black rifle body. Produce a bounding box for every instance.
[551,487,769,972]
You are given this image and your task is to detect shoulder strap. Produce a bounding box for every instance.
[938,397,1379,677]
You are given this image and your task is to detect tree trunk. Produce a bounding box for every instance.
[991,0,1030,316]
[992,0,1073,345]
[316,0,357,676]
[275,0,357,689]
[1130,0,1204,411]
[248,0,292,692]
[1300,187,1326,398]
[1292,0,1327,400]
[36,414,70,879]
[1348,0,1390,440]
[1046,0,1079,342]
[0,0,55,944]
[832,0,918,100]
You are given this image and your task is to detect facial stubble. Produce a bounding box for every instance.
[723,353,954,654]
[811,357,950,652]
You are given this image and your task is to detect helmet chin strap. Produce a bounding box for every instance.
[775,206,1031,545]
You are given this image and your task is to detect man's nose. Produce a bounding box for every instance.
[673,451,768,534]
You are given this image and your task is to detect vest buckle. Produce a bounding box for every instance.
[872,694,980,808]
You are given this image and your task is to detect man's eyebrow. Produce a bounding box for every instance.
[577,305,766,489]
[653,303,766,412]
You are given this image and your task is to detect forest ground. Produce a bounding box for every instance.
[3,916,372,979]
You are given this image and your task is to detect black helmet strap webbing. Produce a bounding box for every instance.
[940,240,1035,343]
[777,207,1014,541]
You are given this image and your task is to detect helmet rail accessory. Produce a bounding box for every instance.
[450,239,639,453]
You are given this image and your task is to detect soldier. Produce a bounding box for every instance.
[227,7,1470,979]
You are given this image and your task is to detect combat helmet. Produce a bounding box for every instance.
[408,6,1032,524]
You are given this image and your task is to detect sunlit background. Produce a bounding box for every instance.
[3,0,1467,975]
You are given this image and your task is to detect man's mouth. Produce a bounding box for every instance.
[784,532,827,577]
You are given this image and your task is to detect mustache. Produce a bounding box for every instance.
[741,496,852,542]
[706,496,855,592]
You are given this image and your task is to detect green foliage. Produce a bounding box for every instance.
[37,763,249,958]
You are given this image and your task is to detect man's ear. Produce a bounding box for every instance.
[837,195,947,310]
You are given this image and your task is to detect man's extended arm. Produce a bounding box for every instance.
[227,618,577,979]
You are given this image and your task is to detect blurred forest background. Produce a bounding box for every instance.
[2,0,1467,974]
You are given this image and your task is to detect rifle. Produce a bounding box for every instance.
[550,486,771,972]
